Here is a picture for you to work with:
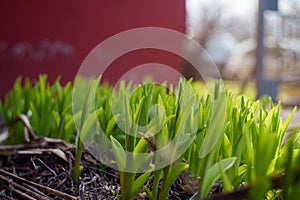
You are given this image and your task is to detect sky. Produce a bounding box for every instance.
[186,0,300,37]
[186,0,257,39]
[187,0,300,21]
[186,0,256,21]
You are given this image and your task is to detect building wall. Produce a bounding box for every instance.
[0,0,186,97]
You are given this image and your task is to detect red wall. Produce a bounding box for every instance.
[0,0,186,97]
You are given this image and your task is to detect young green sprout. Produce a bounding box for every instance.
[2,75,299,199]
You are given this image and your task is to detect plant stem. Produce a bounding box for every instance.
[152,169,162,200]
[73,137,83,180]
[119,171,127,200]
[121,123,135,199]
[198,156,208,198]
[158,165,171,200]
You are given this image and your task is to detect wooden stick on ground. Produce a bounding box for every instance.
[0,169,77,200]
[0,174,49,200]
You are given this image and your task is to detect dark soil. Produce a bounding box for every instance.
[0,141,201,200]
[0,142,120,200]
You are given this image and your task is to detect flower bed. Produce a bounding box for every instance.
[0,75,299,200]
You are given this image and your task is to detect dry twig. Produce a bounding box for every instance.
[0,169,77,200]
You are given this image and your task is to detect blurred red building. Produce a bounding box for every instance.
[0,0,186,97]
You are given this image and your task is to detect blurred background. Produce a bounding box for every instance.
[185,0,300,106]
[1,0,300,109]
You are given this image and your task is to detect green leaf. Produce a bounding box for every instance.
[110,135,126,171]
[199,92,226,158]
[123,93,132,134]
[264,107,276,132]
[134,137,150,154]
[166,162,189,189]
[133,96,145,124]
[159,162,189,200]
[201,157,236,198]
[130,170,152,198]
[223,134,233,157]
[81,76,102,130]
[275,132,300,171]
[105,114,120,137]
[280,106,296,138]
[218,162,233,192]
[79,111,99,141]
[255,126,277,178]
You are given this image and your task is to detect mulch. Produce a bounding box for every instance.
[0,139,121,200]
[0,137,204,200]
